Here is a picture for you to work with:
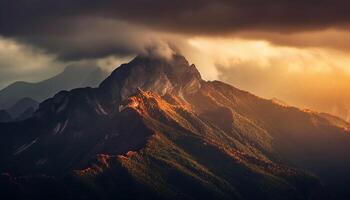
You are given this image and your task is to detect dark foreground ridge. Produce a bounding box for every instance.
[1,54,350,200]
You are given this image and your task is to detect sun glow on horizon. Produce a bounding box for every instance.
[186,37,350,121]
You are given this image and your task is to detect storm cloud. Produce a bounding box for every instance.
[2,0,350,34]
[1,0,350,60]
[0,15,180,61]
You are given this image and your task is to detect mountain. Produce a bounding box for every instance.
[0,65,109,110]
[0,110,12,122]
[14,106,37,121]
[6,97,39,120]
[0,54,350,200]
[0,98,39,122]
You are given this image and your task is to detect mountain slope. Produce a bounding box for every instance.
[0,54,349,199]
[6,97,39,119]
[0,110,12,122]
[0,65,108,109]
[187,81,350,199]
[73,90,324,200]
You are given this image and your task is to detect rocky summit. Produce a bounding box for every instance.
[1,54,350,200]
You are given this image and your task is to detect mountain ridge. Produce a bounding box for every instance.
[6,97,39,119]
[0,65,109,110]
[0,54,349,200]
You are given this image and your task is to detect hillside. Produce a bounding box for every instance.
[0,55,349,200]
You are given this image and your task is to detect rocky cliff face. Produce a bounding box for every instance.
[99,55,202,103]
[0,54,349,200]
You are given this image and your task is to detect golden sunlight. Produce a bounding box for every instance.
[187,37,350,121]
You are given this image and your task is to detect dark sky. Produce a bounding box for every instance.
[1,0,350,60]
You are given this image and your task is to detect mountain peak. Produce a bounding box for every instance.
[99,54,202,102]
[2,53,350,199]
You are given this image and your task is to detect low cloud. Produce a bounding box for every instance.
[10,18,182,61]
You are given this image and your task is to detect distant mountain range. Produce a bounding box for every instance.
[0,55,350,200]
[0,65,109,110]
[0,97,40,122]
